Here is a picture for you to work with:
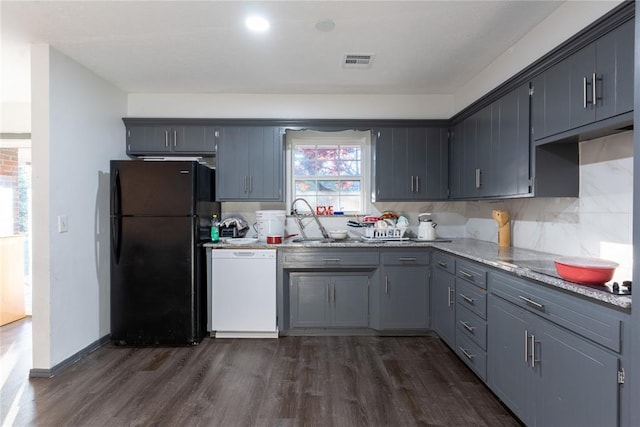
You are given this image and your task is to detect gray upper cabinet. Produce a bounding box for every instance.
[373,127,448,201]
[595,19,634,120]
[531,19,634,142]
[450,84,530,199]
[125,124,217,155]
[493,85,531,197]
[216,126,284,201]
[177,126,218,153]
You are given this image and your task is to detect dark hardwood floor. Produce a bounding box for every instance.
[1,319,520,426]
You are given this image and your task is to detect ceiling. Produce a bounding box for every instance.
[1,1,566,99]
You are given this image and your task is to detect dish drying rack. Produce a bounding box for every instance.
[360,226,409,241]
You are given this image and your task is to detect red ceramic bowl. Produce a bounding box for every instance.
[554,257,618,285]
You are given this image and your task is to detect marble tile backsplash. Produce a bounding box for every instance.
[221,131,633,276]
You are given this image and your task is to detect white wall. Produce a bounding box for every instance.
[127,2,622,120]
[31,45,127,369]
[127,93,454,119]
[454,0,624,113]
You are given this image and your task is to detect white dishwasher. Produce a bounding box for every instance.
[211,248,278,338]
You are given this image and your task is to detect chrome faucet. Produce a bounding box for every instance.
[290,198,330,240]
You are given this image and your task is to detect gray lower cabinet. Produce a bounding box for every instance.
[455,259,488,381]
[125,124,218,155]
[379,252,430,329]
[216,126,283,201]
[373,127,448,201]
[430,252,456,347]
[488,272,622,427]
[289,273,369,328]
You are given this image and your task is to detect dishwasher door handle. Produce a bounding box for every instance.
[231,252,258,257]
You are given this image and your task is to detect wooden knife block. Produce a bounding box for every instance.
[492,210,511,248]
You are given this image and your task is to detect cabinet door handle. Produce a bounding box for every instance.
[385,276,389,295]
[530,334,540,368]
[524,330,529,362]
[447,286,453,307]
[328,286,331,303]
[459,347,474,361]
[164,130,169,148]
[459,320,475,333]
[249,176,253,194]
[518,295,545,312]
[173,129,177,147]
[475,168,481,189]
[415,176,420,193]
[460,293,475,305]
[410,175,415,192]
[437,261,448,269]
[583,76,588,108]
[592,72,598,106]
[460,270,473,280]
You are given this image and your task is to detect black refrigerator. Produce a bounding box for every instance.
[110,160,219,345]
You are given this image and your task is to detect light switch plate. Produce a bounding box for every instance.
[58,215,68,233]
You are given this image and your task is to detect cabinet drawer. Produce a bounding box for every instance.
[281,250,379,267]
[456,331,487,382]
[456,260,487,289]
[456,304,487,350]
[433,252,455,275]
[381,251,429,266]
[489,271,623,353]
[456,279,487,320]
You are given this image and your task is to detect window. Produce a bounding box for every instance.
[286,130,370,214]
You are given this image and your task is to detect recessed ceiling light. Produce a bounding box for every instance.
[245,15,270,33]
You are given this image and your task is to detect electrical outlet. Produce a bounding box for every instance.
[58,215,68,233]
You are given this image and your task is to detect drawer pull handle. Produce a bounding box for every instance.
[323,258,341,263]
[460,293,475,305]
[398,257,417,262]
[518,295,545,312]
[460,320,475,333]
[437,261,448,269]
[460,270,474,280]
[459,347,475,360]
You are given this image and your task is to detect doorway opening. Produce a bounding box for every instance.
[0,139,32,325]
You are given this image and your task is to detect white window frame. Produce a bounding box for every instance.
[285,130,372,215]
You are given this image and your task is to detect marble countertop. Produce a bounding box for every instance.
[204,237,631,309]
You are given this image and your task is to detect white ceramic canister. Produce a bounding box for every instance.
[255,210,286,242]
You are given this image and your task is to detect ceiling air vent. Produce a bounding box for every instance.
[342,53,375,69]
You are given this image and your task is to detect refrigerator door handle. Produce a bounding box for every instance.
[111,217,122,264]
[111,168,122,263]
[112,168,122,217]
